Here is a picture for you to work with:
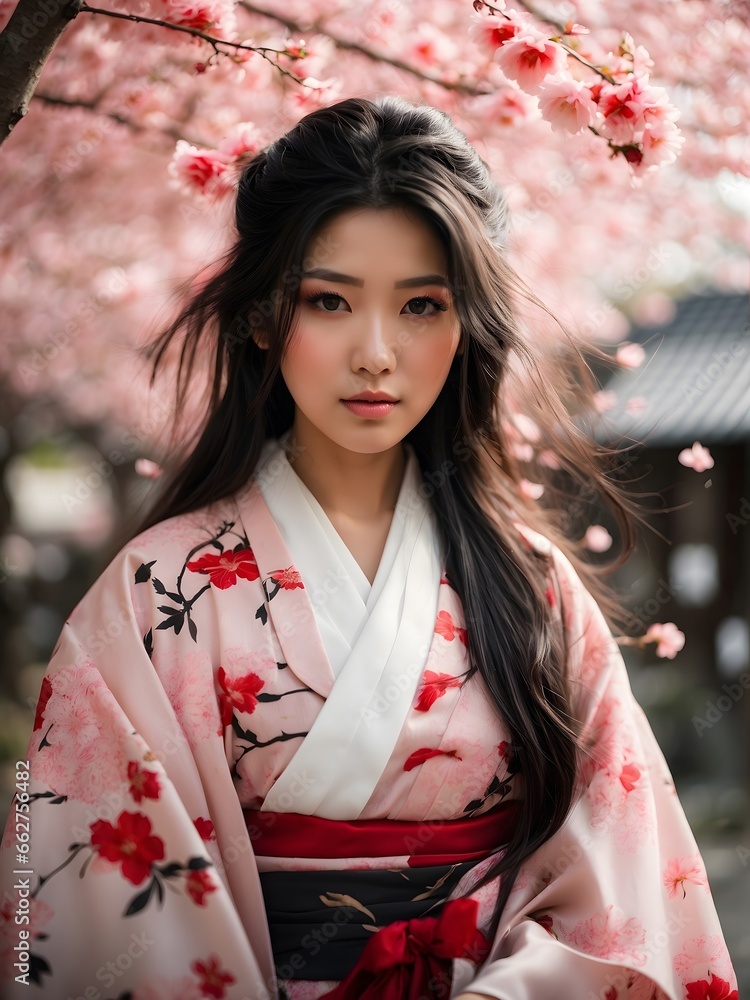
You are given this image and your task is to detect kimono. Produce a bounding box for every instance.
[0,433,737,1000]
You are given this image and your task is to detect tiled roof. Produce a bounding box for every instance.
[595,291,750,446]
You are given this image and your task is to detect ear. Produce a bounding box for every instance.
[456,331,465,357]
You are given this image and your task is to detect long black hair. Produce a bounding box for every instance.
[123,95,638,943]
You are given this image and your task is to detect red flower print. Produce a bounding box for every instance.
[604,990,618,1000]
[619,763,641,792]
[403,747,463,772]
[90,811,165,885]
[414,670,463,711]
[32,676,53,731]
[531,913,555,935]
[440,574,449,585]
[186,868,217,906]
[545,585,557,607]
[434,610,468,645]
[192,955,236,998]
[194,817,215,841]
[269,567,304,590]
[217,666,265,727]
[685,974,739,1000]
[497,740,509,758]
[127,761,161,804]
[187,544,259,589]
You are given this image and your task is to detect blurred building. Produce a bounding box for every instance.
[595,289,750,828]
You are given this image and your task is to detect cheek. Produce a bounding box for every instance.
[281,329,334,382]
[409,330,460,384]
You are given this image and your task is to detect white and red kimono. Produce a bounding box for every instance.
[0,435,737,1000]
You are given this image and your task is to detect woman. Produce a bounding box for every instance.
[0,96,737,1000]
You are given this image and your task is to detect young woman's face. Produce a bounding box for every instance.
[280,205,463,457]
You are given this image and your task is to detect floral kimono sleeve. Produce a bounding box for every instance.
[454,539,737,1000]
[0,537,276,1000]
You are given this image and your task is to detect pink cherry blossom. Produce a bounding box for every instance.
[593,390,617,414]
[568,905,647,965]
[407,22,459,68]
[538,76,599,134]
[624,396,648,415]
[161,0,237,36]
[662,854,708,899]
[494,28,566,94]
[644,622,686,659]
[635,118,686,172]
[135,458,163,478]
[538,450,561,469]
[168,141,232,196]
[615,342,646,369]
[584,525,613,552]
[217,121,264,160]
[598,77,678,144]
[678,442,715,473]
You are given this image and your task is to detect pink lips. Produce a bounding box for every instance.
[341,399,397,419]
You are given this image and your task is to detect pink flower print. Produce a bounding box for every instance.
[676,935,736,985]
[269,566,304,590]
[662,854,708,900]
[414,670,463,711]
[187,544,260,589]
[127,760,161,803]
[403,747,463,772]
[567,905,646,966]
[33,662,128,804]
[435,610,468,646]
[217,666,265,727]
[619,762,641,792]
[685,974,738,999]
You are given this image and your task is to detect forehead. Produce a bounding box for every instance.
[303,205,448,272]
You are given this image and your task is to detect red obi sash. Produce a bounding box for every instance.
[244,797,519,867]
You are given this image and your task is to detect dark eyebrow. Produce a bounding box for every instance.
[300,268,449,289]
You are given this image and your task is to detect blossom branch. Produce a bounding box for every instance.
[239,1,490,95]
[32,91,206,147]
[78,3,316,87]
[474,0,617,84]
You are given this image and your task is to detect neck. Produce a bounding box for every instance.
[284,421,407,521]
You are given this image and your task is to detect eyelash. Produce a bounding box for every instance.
[302,289,449,316]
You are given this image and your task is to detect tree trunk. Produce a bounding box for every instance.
[0,0,83,146]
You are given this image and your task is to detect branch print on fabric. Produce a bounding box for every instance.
[30,809,218,918]
[134,519,252,644]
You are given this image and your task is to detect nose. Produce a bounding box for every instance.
[351,310,399,375]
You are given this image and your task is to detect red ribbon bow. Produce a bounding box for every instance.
[320,897,491,1000]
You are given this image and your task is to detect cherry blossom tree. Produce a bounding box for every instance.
[0,0,747,443]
